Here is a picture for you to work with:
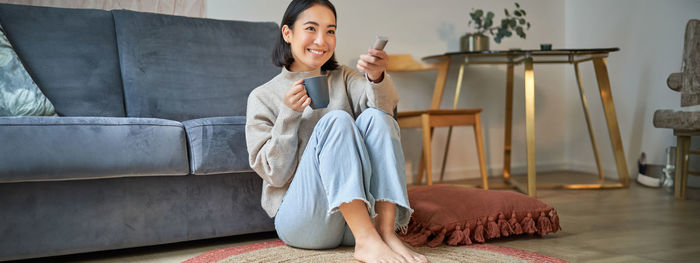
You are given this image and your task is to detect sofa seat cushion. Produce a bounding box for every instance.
[182,116,250,175]
[0,117,189,183]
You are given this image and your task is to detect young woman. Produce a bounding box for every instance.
[246,1,428,262]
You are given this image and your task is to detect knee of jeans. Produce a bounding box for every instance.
[357,108,397,132]
[319,110,355,129]
[323,110,353,121]
[277,228,343,249]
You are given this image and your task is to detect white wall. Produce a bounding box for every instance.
[564,0,700,178]
[0,0,206,16]
[207,0,698,183]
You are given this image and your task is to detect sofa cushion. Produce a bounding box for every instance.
[0,24,56,116]
[183,116,251,175]
[0,117,189,183]
[112,10,281,122]
[0,4,126,117]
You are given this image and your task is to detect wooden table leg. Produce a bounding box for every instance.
[524,58,536,197]
[592,58,630,187]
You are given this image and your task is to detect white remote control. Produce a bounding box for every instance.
[372,36,388,50]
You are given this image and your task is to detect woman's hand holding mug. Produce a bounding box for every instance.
[285,79,311,112]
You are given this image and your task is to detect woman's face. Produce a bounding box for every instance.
[282,4,336,72]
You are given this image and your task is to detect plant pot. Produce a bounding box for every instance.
[460,33,489,52]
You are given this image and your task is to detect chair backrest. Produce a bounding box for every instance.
[387,54,449,110]
[667,19,700,107]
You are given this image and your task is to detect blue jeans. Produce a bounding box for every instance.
[274,108,413,249]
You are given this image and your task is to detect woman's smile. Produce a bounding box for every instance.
[307,48,327,56]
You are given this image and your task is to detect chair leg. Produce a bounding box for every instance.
[417,149,425,185]
[421,114,433,186]
[417,126,437,185]
[474,113,488,190]
[675,135,691,200]
[439,126,453,183]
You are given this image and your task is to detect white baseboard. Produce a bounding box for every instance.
[565,161,623,180]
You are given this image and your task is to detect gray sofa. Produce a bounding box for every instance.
[0,3,279,261]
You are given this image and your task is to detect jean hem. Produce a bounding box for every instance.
[375,198,414,234]
[328,198,375,218]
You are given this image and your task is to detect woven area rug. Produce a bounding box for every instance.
[184,240,567,263]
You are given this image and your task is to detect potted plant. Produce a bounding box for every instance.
[461,2,531,51]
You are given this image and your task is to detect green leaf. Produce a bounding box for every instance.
[501,19,509,28]
[486,11,495,20]
[516,26,525,38]
[527,22,531,29]
[496,29,506,43]
[484,17,493,28]
[515,2,520,8]
[504,8,509,16]
[475,9,483,17]
[510,19,517,28]
[506,31,512,37]
[520,10,527,16]
[514,10,521,17]
[519,18,526,24]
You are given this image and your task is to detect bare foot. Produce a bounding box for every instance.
[354,233,407,263]
[378,230,429,263]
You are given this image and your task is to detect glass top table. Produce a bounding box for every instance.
[421,48,629,197]
[425,48,620,63]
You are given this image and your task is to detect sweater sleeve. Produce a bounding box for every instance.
[344,66,398,117]
[245,90,303,188]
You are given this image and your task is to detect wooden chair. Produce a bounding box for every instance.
[653,19,700,200]
[388,54,488,189]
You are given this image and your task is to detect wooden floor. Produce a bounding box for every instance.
[469,171,700,262]
[19,171,700,263]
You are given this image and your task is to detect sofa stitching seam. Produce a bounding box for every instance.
[185,123,244,129]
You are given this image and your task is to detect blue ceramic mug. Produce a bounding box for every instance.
[303,75,330,109]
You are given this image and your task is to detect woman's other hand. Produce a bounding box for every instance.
[357,48,388,83]
[284,79,311,112]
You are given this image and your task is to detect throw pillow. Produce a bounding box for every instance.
[0,24,56,116]
[399,185,561,247]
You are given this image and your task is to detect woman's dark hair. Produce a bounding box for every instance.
[272,0,339,71]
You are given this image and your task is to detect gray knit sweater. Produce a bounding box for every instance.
[245,65,398,217]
